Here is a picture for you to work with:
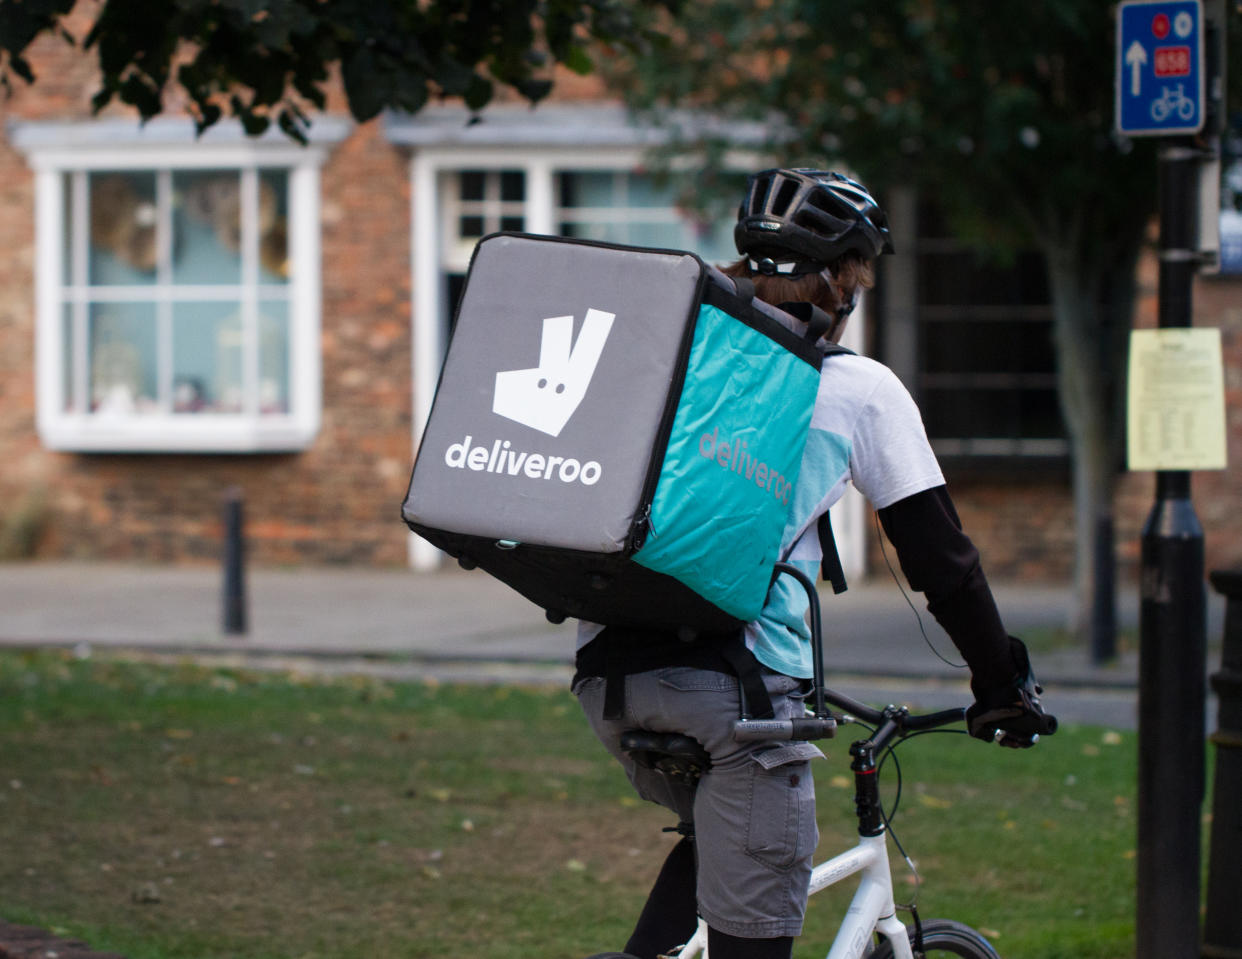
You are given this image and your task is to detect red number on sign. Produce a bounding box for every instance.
[1154,45,1191,77]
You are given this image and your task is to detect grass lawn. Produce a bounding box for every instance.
[0,649,1141,958]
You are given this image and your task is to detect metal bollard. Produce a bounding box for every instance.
[222,487,248,636]
[1204,570,1242,959]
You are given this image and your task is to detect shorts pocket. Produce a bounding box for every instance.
[571,674,605,697]
[656,667,738,694]
[745,742,822,869]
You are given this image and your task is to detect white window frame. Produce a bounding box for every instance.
[15,118,346,452]
[398,110,864,575]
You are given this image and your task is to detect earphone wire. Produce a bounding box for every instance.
[873,511,965,669]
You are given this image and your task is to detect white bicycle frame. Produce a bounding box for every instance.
[666,831,915,959]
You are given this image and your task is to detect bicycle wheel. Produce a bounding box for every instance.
[866,918,1001,959]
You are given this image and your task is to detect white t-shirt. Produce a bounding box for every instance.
[744,352,944,677]
[577,352,944,678]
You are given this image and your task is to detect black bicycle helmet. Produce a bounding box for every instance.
[734,168,894,274]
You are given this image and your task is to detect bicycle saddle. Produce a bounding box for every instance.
[619,730,712,786]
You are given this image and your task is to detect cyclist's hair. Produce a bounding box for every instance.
[720,251,874,317]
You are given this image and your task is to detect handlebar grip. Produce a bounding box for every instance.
[733,717,838,742]
[1039,713,1059,735]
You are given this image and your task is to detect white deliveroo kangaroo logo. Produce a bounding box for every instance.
[493,308,616,437]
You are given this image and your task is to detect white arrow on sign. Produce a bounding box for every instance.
[1125,39,1148,96]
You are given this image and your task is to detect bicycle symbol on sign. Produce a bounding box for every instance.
[1151,84,1196,123]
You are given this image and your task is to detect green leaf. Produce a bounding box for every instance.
[561,44,593,76]
[341,48,386,122]
[118,72,162,118]
[463,73,493,112]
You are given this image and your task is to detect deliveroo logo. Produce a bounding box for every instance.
[493,308,616,437]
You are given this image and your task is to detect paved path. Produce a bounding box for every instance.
[0,561,1229,730]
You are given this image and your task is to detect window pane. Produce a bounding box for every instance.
[259,301,290,414]
[90,303,157,413]
[1021,388,1064,438]
[173,170,243,285]
[89,173,157,285]
[559,172,614,208]
[259,169,290,282]
[173,302,243,413]
[626,174,671,208]
[924,319,1055,375]
[460,170,486,201]
[459,215,485,239]
[500,215,524,233]
[500,171,525,202]
[919,252,1049,305]
[627,222,684,250]
[922,388,1016,439]
[61,304,75,412]
[558,220,624,244]
[61,173,73,286]
[697,219,742,266]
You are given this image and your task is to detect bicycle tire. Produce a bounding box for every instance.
[866,918,1001,959]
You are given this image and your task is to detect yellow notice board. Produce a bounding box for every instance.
[1127,328,1228,471]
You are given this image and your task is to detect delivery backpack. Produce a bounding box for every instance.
[401,232,848,634]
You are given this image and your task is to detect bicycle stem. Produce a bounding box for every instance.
[850,714,902,837]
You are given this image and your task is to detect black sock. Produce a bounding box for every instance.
[623,837,699,959]
[706,927,794,959]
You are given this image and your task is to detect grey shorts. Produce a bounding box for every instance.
[573,666,823,939]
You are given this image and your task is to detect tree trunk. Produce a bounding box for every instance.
[1043,241,1137,662]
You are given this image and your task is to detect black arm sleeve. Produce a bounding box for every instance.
[876,486,1017,689]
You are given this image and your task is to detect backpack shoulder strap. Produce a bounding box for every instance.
[814,337,851,593]
[817,510,849,595]
[768,308,851,593]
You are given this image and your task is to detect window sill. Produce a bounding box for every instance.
[38,413,319,454]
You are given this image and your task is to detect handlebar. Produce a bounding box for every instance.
[733,562,1057,747]
[733,695,966,744]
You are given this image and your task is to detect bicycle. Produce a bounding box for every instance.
[583,563,1057,959]
[1151,83,1196,123]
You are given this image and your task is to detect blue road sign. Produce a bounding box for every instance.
[1116,0,1204,136]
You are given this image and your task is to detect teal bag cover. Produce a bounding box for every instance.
[634,302,821,621]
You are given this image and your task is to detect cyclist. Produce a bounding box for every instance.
[571,168,1051,959]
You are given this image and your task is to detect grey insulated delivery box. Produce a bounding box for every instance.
[402,233,823,632]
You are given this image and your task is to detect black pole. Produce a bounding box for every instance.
[1203,571,1242,959]
[1135,142,1208,959]
[1091,513,1117,664]
[222,486,248,636]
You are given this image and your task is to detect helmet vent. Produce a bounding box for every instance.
[772,179,799,216]
[748,176,773,216]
